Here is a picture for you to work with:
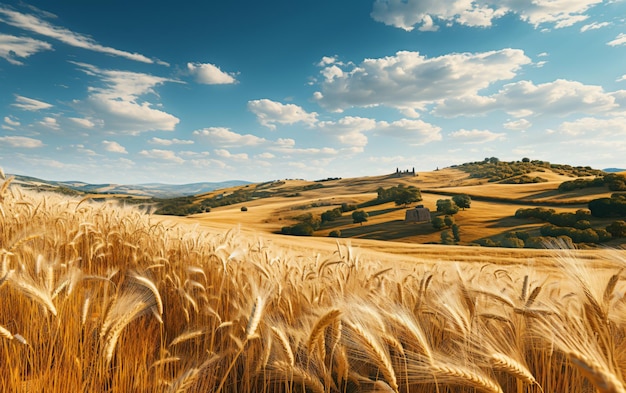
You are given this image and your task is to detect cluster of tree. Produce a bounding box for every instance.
[513,206,624,245]
[453,158,603,182]
[314,177,342,182]
[432,215,455,230]
[539,225,611,243]
[558,173,626,192]
[281,213,321,236]
[588,194,626,218]
[320,203,357,223]
[436,199,459,215]
[369,185,422,207]
[441,226,460,245]
[515,207,592,227]
[500,175,548,184]
[479,232,575,249]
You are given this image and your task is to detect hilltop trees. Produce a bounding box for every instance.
[394,186,422,206]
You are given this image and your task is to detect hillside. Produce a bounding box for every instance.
[165,161,626,249]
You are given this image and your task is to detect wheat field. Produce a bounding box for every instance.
[2,174,626,392]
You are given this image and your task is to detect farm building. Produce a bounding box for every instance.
[405,205,431,223]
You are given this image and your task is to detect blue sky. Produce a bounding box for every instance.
[1,0,625,184]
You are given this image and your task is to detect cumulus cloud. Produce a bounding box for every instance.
[0,33,52,65]
[192,127,266,146]
[12,95,52,111]
[0,135,43,148]
[504,118,532,130]
[370,0,602,31]
[435,79,622,118]
[450,129,505,144]
[102,140,128,154]
[149,137,194,146]
[72,62,180,134]
[317,116,378,148]
[69,117,95,128]
[187,62,237,84]
[556,116,626,137]
[314,49,530,113]
[248,99,318,130]
[608,33,626,46]
[256,152,275,159]
[39,116,59,129]
[0,5,158,63]
[139,149,184,163]
[376,119,443,145]
[214,149,249,160]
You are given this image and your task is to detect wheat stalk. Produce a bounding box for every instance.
[490,353,537,386]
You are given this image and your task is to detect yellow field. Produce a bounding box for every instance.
[2,173,626,392]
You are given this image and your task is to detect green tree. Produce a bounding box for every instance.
[441,230,455,245]
[436,199,459,215]
[352,210,369,225]
[452,194,471,210]
[431,216,446,230]
[394,187,422,206]
[451,224,460,242]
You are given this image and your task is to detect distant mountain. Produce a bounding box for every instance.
[10,174,250,198]
[604,168,626,173]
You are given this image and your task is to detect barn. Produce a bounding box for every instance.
[405,205,431,223]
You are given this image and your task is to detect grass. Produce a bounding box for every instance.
[3,174,626,392]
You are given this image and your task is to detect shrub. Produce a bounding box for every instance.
[436,199,459,215]
[606,220,626,238]
[328,230,341,238]
[241,206,248,212]
[341,203,357,212]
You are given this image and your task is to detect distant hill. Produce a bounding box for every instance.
[10,174,250,198]
[604,168,626,173]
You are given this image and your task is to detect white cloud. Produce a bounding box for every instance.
[256,152,275,159]
[504,118,532,130]
[0,135,43,148]
[435,79,622,117]
[377,119,443,145]
[149,137,194,146]
[317,116,378,148]
[0,5,157,63]
[72,62,180,134]
[187,62,237,84]
[580,21,610,32]
[69,117,95,128]
[192,127,266,146]
[139,149,184,163]
[12,95,52,111]
[102,140,128,154]
[214,149,249,160]
[0,33,52,65]
[314,49,530,113]
[370,0,602,31]
[556,116,626,136]
[618,75,626,82]
[608,33,626,46]
[248,99,318,130]
[450,129,505,144]
[39,116,59,129]
[4,116,20,127]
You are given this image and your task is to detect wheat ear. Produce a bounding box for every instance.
[167,367,200,393]
[271,326,295,366]
[0,325,13,340]
[432,361,503,393]
[169,329,205,347]
[348,323,399,393]
[568,351,626,393]
[307,308,341,361]
[246,295,264,339]
[490,353,537,386]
